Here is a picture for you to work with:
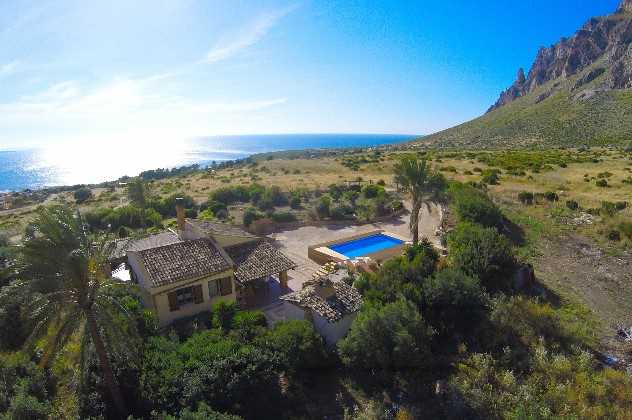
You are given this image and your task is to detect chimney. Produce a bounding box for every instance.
[175,197,185,233]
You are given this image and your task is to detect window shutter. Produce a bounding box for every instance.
[220,277,233,296]
[192,284,204,304]
[167,292,179,312]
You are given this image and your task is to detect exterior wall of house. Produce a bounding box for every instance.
[152,270,236,327]
[126,251,155,308]
[312,312,357,347]
[127,249,236,327]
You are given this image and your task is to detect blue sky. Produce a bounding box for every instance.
[0,0,622,149]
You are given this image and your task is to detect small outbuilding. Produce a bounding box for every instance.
[280,272,363,346]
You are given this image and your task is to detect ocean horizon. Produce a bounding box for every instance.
[0,133,416,192]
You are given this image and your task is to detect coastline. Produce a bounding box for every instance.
[0,133,419,193]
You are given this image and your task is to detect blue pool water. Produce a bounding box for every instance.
[330,234,404,258]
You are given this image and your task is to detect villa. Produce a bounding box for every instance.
[109,198,297,327]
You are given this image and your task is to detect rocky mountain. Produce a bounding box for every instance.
[489,0,632,112]
[419,0,632,148]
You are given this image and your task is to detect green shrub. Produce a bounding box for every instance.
[338,300,433,369]
[619,222,632,239]
[447,222,515,292]
[566,200,579,210]
[315,195,331,219]
[596,179,608,188]
[73,187,93,203]
[601,201,619,216]
[518,191,534,205]
[450,184,503,228]
[422,268,487,339]
[361,184,384,199]
[607,230,621,241]
[271,212,298,223]
[260,320,327,371]
[481,169,500,185]
[243,207,262,227]
[290,194,301,209]
[544,191,559,202]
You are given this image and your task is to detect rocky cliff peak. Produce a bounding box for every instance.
[618,0,632,13]
[488,2,632,113]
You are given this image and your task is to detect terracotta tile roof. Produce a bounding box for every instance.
[137,239,232,287]
[280,274,363,322]
[108,231,181,261]
[226,240,297,285]
[188,219,256,238]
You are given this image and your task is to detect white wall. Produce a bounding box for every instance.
[313,313,357,347]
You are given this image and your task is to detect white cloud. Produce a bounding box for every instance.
[205,5,296,63]
[1,77,286,117]
[0,60,21,77]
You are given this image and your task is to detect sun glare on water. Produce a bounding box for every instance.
[32,135,196,186]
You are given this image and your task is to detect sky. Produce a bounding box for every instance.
[0,0,623,149]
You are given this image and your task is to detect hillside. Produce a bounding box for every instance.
[419,0,632,149]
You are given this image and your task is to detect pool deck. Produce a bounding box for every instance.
[267,201,442,292]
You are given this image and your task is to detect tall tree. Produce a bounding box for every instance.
[127,177,149,209]
[393,157,446,243]
[10,206,134,416]
[127,177,151,227]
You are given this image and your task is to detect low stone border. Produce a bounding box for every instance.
[248,208,407,235]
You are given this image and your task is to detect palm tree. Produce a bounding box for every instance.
[14,206,133,416]
[393,157,446,244]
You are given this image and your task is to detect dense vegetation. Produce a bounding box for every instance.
[1,152,632,418]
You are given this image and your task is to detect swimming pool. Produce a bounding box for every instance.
[329,233,404,259]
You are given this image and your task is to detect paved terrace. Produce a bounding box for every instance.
[267,201,443,292]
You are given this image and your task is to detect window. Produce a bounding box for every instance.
[168,285,204,312]
[176,286,194,306]
[209,277,233,298]
[208,279,220,298]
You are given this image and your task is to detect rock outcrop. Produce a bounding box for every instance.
[488,0,632,112]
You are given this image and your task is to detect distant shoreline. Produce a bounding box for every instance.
[0,133,420,193]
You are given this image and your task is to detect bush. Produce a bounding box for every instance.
[544,191,559,202]
[447,222,515,292]
[620,222,632,239]
[362,184,384,199]
[290,194,301,209]
[338,300,433,369]
[209,185,250,205]
[212,301,238,332]
[243,207,262,227]
[73,187,93,203]
[481,169,500,185]
[0,354,51,418]
[566,200,579,210]
[596,179,608,188]
[169,402,242,420]
[450,184,503,228]
[260,320,327,371]
[518,191,534,205]
[315,195,331,219]
[607,230,621,241]
[271,212,298,223]
[422,268,488,340]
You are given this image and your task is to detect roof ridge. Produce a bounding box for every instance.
[135,236,204,255]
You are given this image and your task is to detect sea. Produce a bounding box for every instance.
[0,134,415,192]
